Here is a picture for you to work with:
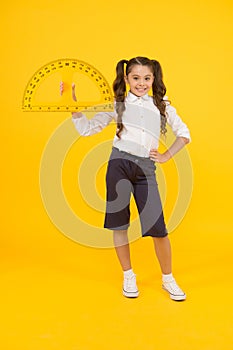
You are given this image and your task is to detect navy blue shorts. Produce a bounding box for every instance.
[104,147,168,238]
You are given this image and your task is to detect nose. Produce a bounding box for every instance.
[139,80,144,86]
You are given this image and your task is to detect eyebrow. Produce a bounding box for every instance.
[131,74,153,77]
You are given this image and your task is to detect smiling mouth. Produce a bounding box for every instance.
[136,87,147,92]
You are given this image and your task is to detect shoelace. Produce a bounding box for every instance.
[125,275,137,291]
[164,279,184,294]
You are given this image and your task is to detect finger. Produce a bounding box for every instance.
[72,82,77,102]
[149,155,156,161]
[149,151,158,157]
[60,81,64,96]
[149,148,158,153]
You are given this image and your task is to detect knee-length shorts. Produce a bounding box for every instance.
[104,147,168,237]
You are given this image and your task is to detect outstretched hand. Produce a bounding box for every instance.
[59,81,81,118]
[59,81,77,101]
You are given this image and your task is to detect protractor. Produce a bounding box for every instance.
[22,58,114,112]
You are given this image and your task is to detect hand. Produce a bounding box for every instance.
[149,149,171,163]
[60,81,80,118]
[59,81,77,101]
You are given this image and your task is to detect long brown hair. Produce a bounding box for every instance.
[113,56,167,138]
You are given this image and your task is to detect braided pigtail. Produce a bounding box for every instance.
[151,59,167,136]
[113,59,128,138]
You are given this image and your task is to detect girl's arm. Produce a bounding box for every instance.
[72,111,115,136]
[150,102,191,163]
[60,82,116,136]
[149,137,189,163]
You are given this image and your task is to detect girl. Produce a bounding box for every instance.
[69,57,191,301]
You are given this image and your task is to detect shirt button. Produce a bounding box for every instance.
[142,129,145,132]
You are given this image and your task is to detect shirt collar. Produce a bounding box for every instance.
[126,91,151,102]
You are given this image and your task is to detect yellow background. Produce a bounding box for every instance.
[1,0,233,349]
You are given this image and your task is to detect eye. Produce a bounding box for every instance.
[133,77,138,80]
[145,77,151,81]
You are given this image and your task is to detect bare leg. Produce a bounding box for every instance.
[113,230,131,271]
[153,236,186,300]
[153,236,172,274]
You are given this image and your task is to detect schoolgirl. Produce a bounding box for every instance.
[71,57,191,301]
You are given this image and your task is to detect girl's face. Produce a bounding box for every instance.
[125,64,154,97]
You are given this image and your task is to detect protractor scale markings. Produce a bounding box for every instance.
[22,58,114,112]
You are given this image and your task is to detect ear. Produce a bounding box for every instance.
[124,75,128,84]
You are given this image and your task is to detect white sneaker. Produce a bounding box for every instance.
[123,273,139,298]
[162,278,186,301]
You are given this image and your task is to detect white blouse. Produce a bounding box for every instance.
[72,91,191,158]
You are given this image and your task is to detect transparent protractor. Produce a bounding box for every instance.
[22,58,114,112]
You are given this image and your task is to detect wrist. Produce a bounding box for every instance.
[72,112,83,119]
[163,150,172,161]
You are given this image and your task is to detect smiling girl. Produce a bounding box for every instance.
[71,56,191,301]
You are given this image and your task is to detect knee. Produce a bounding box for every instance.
[153,235,169,244]
[113,229,128,235]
